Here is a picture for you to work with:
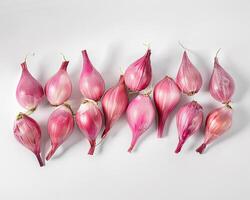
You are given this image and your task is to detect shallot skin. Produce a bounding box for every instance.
[209,57,235,104]
[79,50,105,101]
[176,51,202,95]
[46,104,74,160]
[76,100,103,155]
[101,75,129,139]
[153,76,181,138]
[124,49,152,91]
[16,61,44,110]
[45,61,72,106]
[175,101,203,153]
[13,113,44,167]
[196,105,232,154]
[127,94,155,152]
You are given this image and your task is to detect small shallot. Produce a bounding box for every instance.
[45,59,72,106]
[196,105,232,154]
[46,104,74,160]
[175,101,203,153]
[79,50,105,101]
[13,113,44,167]
[153,76,181,137]
[176,51,202,95]
[124,49,152,91]
[76,99,103,155]
[127,94,155,152]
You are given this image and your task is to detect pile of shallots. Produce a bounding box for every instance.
[14,46,235,167]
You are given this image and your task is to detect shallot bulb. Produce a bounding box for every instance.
[16,61,44,110]
[176,51,202,95]
[101,75,129,139]
[175,101,203,153]
[196,105,232,154]
[76,100,103,155]
[124,49,152,91]
[153,76,181,138]
[127,94,155,152]
[79,50,105,101]
[13,113,44,167]
[209,56,235,104]
[45,60,72,106]
[46,104,74,160]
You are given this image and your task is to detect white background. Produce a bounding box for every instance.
[0,0,250,199]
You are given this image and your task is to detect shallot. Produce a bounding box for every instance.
[79,50,105,101]
[176,51,202,95]
[16,58,44,110]
[127,94,155,152]
[101,75,128,139]
[45,59,72,106]
[175,101,203,153]
[153,76,181,137]
[13,113,44,167]
[209,53,235,104]
[46,103,74,160]
[76,99,103,155]
[196,105,232,154]
[124,49,152,91]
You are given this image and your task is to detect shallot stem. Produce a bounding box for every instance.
[25,107,37,116]
[196,143,207,154]
[60,52,67,61]
[215,48,221,58]
[24,52,35,63]
[178,41,192,52]
[35,153,44,167]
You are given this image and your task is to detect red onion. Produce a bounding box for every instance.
[153,76,181,137]
[45,60,72,106]
[76,99,103,155]
[14,113,44,167]
[209,55,235,104]
[196,105,232,154]
[46,104,74,160]
[79,50,105,101]
[176,51,202,95]
[101,75,129,139]
[127,94,155,152]
[175,101,203,153]
[124,49,152,91]
[16,60,44,110]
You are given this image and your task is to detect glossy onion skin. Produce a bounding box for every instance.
[196,105,232,154]
[13,113,44,167]
[153,76,181,137]
[46,104,74,160]
[79,50,105,101]
[175,101,203,153]
[76,100,103,155]
[126,94,155,152]
[45,61,72,106]
[176,51,202,95]
[16,62,44,110]
[124,49,152,91]
[101,75,129,139]
[209,57,235,104]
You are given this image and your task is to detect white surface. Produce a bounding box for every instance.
[0,0,250,199]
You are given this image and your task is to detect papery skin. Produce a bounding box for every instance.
[45,61,72,106]
[13,113,44,167]
[76,100,103,155]
[127,94,155,152]
[101,75,129,139]
[153,76,181,138]
[46,104,74,160]
[124,49,152,91]
[196,105,232,154]
[79,50,105,101]
[16,61,44,110]
[176,51,202,95]
[209,57,235,104]
[175,101,203,153]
